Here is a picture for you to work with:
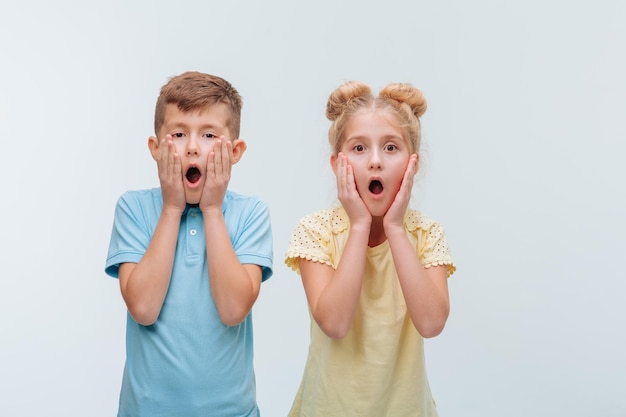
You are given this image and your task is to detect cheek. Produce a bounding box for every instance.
[346,158,366,179]
[345,155,364,169]
[384,158,405,181]
[393,165,408,185]
[170,140,186,155]
[200,140,218,153]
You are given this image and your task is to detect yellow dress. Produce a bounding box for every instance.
[285,206,456,417]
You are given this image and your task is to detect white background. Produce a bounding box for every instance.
[1,1,625,416]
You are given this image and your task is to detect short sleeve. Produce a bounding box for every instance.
[419,221,456,277]
[229,198,274,282]
[405,210,456,277]
[284,209,340,274]
[104,192,154,278]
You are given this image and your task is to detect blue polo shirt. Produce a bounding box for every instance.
[105,188,273,417]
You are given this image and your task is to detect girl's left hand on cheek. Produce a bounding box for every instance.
[384,154,418,228]
[200,137,232,211]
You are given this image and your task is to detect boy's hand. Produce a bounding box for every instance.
[335,152,371,227]
[156,134,186,214]
[200,137,232,213]
[384,154,418,230]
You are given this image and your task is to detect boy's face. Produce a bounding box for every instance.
[150,103,245,204]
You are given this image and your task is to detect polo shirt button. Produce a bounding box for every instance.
[189,229,197,236]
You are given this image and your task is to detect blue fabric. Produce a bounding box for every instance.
[105,188,273,417]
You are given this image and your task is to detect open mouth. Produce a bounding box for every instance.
[186,167,202,184]
[368,180,383,195]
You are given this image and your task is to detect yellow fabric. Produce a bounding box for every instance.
[285,207,455,417]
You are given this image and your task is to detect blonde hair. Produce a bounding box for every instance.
[326,81,427,155]
[154,71,243,139]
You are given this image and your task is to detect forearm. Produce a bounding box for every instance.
[386,226,450,338]
[203,208,260,326]
[121,210,181,325]
[311,224,370,338]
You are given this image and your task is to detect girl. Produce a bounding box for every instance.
[285,81,456,417]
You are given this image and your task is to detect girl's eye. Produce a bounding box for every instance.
[354,144,365,152]
[385,144,397,151]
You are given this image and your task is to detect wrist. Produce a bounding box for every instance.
[349,220,371,234]
[200,206,223,218]
[161,205,184,218]
[383,222,405,237]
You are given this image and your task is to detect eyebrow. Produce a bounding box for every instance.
[345,134,403,143]
[166,122,224,131]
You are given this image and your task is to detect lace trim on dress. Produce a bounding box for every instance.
[284,250,334,272]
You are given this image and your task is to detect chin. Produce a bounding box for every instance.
[184,192,201,205]
[366,202,393,218]
[365,206,387,218]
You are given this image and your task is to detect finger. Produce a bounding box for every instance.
[334,153,342,184]
[401,155,417,186]
[396,157,417,203]
[213,139,223,176]
[224,138,233,169]
[337,154,347,193]
[172,148,182,178]
[156,135,167,162]
[158,136,173,177]
[221,138,232,175]
[343,156,358,195]
[167,138,176,173]
[161,134,172,153]
[169,143,181,180]
[340,154,348,182]
[408,154,418,177]
[207,149,216,177]
[346,163,356,193]
[206,139,222,177]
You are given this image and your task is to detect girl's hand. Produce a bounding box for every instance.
[384,154,418,230]
[335,153,371,227]
[200,137,232,213]
[156,134,186,214]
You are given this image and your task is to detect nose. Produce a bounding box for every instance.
[369,150,383,170]
[185,135,200,156]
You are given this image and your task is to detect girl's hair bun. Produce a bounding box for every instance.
[326,81,372,121]
[379,83,427,118]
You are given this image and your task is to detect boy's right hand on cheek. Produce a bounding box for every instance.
[156,134,186,213]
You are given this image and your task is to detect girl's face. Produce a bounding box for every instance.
[335,109,414,217]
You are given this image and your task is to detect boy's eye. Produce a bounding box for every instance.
[203,133,217,139]
[172,132,185,138]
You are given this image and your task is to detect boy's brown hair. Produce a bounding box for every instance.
[154,71,243,139]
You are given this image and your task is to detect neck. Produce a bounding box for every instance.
[368,217,386,247]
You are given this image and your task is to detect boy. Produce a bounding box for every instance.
[105,71,273,417]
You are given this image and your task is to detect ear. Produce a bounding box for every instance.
[231,139,247,164]
[413,153,420,174]
[330,154,338,176]
[148,136,160,160]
